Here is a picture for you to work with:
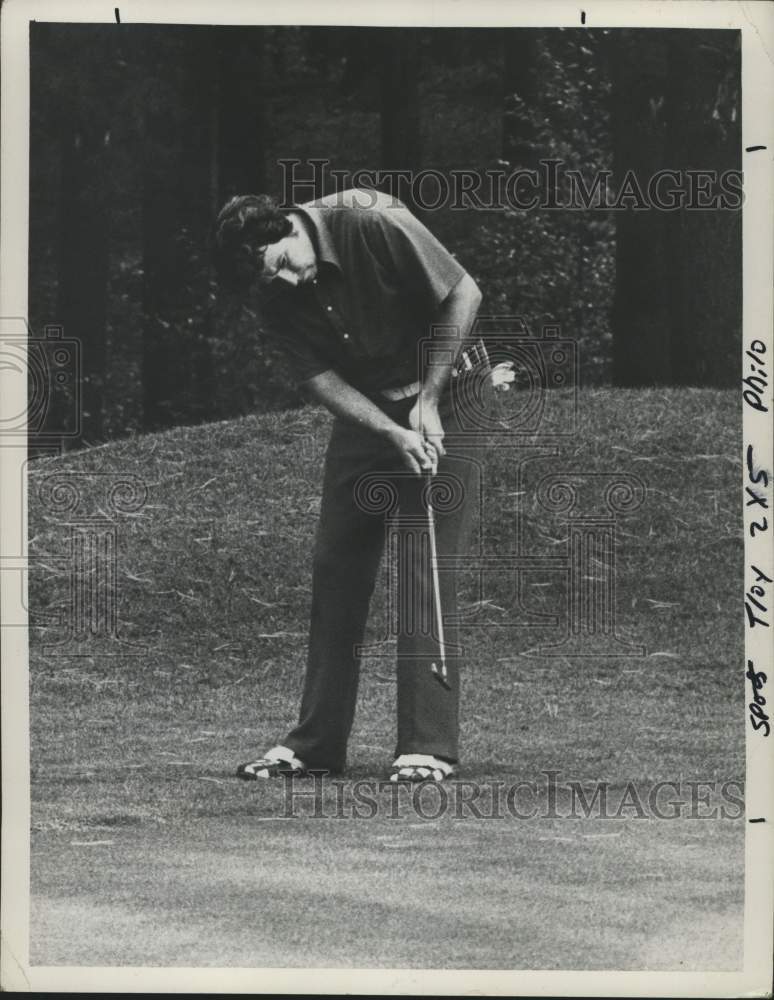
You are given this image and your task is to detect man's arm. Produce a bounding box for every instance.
[409,271,483,456]
[304,369,437,476]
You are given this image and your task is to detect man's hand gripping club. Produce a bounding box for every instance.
[303,370,441,476]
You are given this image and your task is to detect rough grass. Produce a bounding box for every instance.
[27,387,744,969]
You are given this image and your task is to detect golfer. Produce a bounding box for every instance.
[213,187,482,783]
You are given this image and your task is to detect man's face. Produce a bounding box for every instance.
[259,215,317,288]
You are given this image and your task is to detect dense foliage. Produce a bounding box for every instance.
[28,25,740,444]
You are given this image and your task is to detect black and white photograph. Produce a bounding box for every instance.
[1,0,772,994]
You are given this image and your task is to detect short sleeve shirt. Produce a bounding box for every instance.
[256,188,467,394]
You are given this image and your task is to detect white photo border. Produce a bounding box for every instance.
[1,0,772,994]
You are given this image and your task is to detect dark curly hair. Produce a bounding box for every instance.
[212,194,293,291]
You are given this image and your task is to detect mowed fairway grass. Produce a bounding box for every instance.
[28,388,744,969]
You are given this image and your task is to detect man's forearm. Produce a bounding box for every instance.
[303,369,400,436]
[420,272,482,403]
[304,369,438,475]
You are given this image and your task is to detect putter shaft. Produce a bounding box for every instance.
[424,471,451,690]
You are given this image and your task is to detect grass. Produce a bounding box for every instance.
[27,387,744,969]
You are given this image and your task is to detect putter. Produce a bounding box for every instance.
[423,468,451,690]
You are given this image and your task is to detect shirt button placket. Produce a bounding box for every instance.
[316,280,350,347]
[323,300,349,344]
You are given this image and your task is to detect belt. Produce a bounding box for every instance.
[380,380,422,401]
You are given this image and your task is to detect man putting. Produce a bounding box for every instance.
[213,187,482,783]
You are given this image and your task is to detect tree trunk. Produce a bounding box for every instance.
[56,116,110,443]
[141,87,185,431]
[215,26,268,205]
[608,31,671,386]
[341,27,379,96]
[664,31,741,387]
[379,29,422,213]
[141,30,223,430]
[502,29,539,168]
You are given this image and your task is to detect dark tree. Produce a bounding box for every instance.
[56,121,110,444]
[214,26,269,206]
[340,27,381,96]
[141,32,189,430]
[608,29,741,387]
[48,27,115,444]
[608,31,671,386]
[141,28,222,430]
[502,29,540,168]
[664,31,741,387]
[379,29,422,212]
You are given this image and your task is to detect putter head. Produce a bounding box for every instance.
[431,661,451,690]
